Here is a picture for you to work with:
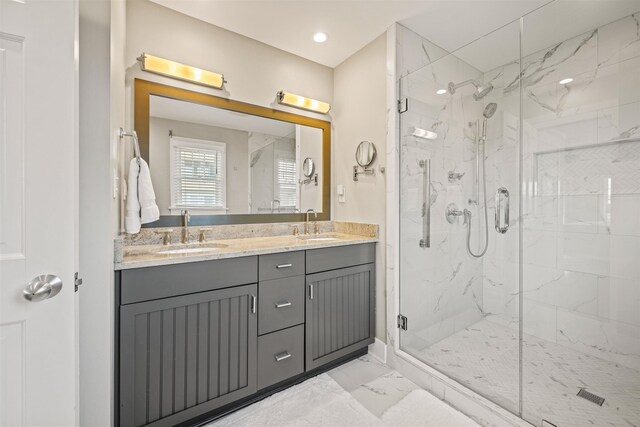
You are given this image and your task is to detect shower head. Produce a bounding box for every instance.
[448,79,494,101]
[483,102,498,119]
[473,83,494,101]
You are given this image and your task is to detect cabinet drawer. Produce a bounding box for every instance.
[258,276,304,335]
[259,251,305,281]
[120,256,258,304]
[257,325,304,390]
[306,243,375,274]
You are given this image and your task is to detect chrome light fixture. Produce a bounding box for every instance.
[276,91,331,114]
[138,53,225,89]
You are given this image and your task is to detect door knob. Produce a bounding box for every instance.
[23,274,63,302]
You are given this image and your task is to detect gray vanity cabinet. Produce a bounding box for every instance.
[117,244,376,426]
[305,244,375,371]
[119,284,258,427]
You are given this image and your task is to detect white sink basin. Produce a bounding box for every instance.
[154,243,227,255]
[297,235,341,242]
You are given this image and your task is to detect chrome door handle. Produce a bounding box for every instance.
[275,301,292,309]
[495,187,510,234]
[274,351,291,362]
[419,159,431,248]
[308,283,314,300]
[276,263,292,269]
[23,274,63,302]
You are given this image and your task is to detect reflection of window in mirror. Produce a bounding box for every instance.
[274,148,297,210]
[169,136,227,214]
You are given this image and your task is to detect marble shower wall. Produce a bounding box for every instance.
[398,25,487,350]
[482,12,640,370]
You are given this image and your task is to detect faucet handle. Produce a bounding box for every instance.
[155,229,174,245]
[313,222,320,235]
[291,225,299,236]
[198,227,213,242]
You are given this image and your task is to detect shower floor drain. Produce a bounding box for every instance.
[577,388,605,406]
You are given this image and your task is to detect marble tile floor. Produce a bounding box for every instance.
[406,319,640,427]
[209,355,480,427]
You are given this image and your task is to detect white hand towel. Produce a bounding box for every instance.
[138,158,160,224]
[124,158,160,234]
[125,158,141,234]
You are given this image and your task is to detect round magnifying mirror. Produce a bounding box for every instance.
[302,157,315,177]
[355,141,377,167]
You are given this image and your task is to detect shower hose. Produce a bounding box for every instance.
[464,137,489,258]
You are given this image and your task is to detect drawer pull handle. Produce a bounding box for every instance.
[275,351,291,362]
[251,295,257,314]
[275,301,292,309]
[309,283,313,300]
[276,263,293,269]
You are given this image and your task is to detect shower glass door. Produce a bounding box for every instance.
[398,21,522,415]
[520,7,640,427]
[399,5,640,426]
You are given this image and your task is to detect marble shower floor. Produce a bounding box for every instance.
[209,355,479,427]
[407,319,640,427]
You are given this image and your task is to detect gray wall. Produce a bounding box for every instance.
[149,118,250,215]
[333,34,388,342]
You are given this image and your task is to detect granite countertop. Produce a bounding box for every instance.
[115,221,378,270]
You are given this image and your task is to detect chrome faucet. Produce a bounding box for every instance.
[305,209,317,235]
[181,210,191,243]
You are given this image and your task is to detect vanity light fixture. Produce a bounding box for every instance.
[276,91,331,114]
[138,53,225,89]
[436,89,448,95]
[313,32,328,43]
[411,126,438,140]
[559,77,574,85]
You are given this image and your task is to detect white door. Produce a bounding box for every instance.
[0,0,77,426]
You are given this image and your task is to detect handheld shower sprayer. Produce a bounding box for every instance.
[464,102,498,258]
[481,102,498,142]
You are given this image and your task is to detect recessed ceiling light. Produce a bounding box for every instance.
[436,89,447,95]
[559,78,573,85]
[313,32,327,43]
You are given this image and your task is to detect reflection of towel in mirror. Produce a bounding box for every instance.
[125,158,160,234]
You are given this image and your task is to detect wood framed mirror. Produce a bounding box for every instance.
[133,79,331,226]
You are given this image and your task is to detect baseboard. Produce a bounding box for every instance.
[368,338,387,364]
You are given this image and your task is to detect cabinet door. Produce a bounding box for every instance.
[305,264,375,371]
[119,284,258,427]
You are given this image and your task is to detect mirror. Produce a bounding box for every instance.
[355,141,376,167]
[134,79,331,226]
[302,157,315,177]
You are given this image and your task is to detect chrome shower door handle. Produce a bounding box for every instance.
[495,187,510,234]
[419,159,431,248]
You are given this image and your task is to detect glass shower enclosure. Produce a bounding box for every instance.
[398,7,640,427]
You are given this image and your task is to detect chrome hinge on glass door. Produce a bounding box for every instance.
[398,98,408,114]
[397,314,408,331]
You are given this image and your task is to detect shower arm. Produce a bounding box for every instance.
[449,79,480,92]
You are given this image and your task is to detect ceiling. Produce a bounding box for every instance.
[150,95,295,137]
[150,0,640,69]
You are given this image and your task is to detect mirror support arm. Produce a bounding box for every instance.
[353,165,375,181]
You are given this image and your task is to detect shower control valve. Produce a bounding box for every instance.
[446,203,465,224]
